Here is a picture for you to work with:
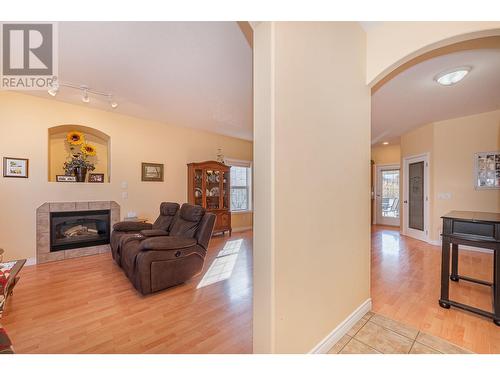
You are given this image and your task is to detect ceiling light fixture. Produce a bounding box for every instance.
[108,94,118,109]
[435,66,471,86]
[382,142,389,145]
[46,79,119,109]
[48,79,59,96]
[81,87,90,103]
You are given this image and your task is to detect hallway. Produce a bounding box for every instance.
[371,225,500,353]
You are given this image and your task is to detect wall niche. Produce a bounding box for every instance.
[48,125,111,182]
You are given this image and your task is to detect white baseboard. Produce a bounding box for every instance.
[232,226,253,233]
[25,257,37,266]
[428,239,493,254]
[309,298,372,354]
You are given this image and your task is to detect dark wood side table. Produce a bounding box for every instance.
[0,259,26,318]
[439,211,500,326]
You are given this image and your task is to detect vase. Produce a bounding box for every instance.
[74,167,88,182]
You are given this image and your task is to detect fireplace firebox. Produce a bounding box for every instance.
[50,210,111,252]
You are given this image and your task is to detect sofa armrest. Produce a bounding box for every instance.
[140,229,169,237]
[113,221,152,232]
[139,236,197,251]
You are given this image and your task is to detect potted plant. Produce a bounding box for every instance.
[63,131,97,182]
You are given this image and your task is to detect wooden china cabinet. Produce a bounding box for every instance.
[187,161,231,236]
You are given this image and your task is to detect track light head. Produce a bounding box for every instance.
[48,79,59,97]
[81,87,90,103]
[108,94,118,109]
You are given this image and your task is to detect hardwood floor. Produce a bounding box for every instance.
[4,226,498,354]
[371,225,500,354]
[1,231,253,354]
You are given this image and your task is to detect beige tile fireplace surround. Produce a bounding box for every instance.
[36,201,120,264]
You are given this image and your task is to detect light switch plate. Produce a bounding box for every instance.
[121,181,128,189]
[437,192,452,200]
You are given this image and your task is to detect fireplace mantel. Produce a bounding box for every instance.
[36,201,120,264]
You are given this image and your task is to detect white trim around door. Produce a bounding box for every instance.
[402,153,430,242]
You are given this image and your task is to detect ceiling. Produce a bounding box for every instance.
[371,49,500,145]
[28,22,253,140]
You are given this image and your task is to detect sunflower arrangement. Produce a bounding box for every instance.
[81,143,97,156]
[66,131,85,145]
[63,130,97,177]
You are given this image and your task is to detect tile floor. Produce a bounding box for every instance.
[329,312,473,354]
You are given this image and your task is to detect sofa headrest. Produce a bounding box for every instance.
[179,203,205,222]
[160,202,180,216]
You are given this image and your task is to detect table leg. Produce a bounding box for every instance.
[494,246,500,326]
[451,243,459,282]
[439,237,451,308]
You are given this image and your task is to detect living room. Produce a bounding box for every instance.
[0,21,254,353]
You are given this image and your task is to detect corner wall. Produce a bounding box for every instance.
[0,92,253,261]
[371,144,401,165]
[253,21,370,353]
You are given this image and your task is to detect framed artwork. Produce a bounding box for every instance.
[474,151,500,189]
[3,157,29,178]
[142,162,164,182]
[56,175,77,182]
[88,173,105,183]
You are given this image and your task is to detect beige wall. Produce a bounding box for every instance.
[432,110,500,240]
[0,92,253,261]
[365,22,500,84]
[371,144,400,165]
[400,110,500,242]
[254,21,370,353]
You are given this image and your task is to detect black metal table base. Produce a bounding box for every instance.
[440,230,500,326]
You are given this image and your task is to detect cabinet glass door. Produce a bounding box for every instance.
[194,169,203,206]
[206,169,220,209]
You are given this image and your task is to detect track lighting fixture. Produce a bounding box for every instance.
[47,79,118,109]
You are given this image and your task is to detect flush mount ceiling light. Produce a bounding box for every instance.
[47,79,118,109]
[382,142,389,145]
[434,66,471,86]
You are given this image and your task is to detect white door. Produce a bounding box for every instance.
[403,154,429,241]
[376,165,400,226]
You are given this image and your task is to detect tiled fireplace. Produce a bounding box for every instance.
[36,201,120,264]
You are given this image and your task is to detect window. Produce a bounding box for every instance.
[226,159,252,212]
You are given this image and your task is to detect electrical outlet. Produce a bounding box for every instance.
[122,191,128,199]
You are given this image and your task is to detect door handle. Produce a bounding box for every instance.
[404,200,408,203]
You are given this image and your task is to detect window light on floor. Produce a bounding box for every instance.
[197,239,243,289]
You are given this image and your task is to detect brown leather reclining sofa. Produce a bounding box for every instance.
[110,202,216,294]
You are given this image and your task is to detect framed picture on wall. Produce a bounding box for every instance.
[3,157,29,178]
[56,175,77,182]
[475,151,500,189]
[141,162,164,182]
[88,173,105,183]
